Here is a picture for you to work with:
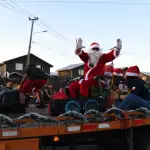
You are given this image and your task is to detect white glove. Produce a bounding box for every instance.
[116,38,122,51]
[76,38,85,49]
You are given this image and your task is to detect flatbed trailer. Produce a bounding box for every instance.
[1,107,150,150]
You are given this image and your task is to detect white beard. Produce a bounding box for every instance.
[88,49,102,67]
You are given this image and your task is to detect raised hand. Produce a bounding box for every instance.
[116,38,122,51]
[76,38,85,49]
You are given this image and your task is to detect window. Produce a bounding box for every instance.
[15,63,23,70]
[78,69,84,76]
[36,65,41,69]
[36,65,43,70]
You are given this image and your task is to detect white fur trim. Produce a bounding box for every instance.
[79,79,83,84]
[104,72,113,76]
[113,49,119,58]
[85,68,92,80]
[87,52,101,68]
[126,72,138,76]
[100,80,105,84]
[90,44,100,49]
[87,61,91,68]
[113,72,123,76]
[75,49,82,56]
[87,61,97,68]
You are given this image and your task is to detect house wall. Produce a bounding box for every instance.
[46,76,61,91]
[58,70,71,78]
[71,65,84,78]
[0,64,6,75]
[56,65,84,89]
[57,65,84,79]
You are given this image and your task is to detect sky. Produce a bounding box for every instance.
[0,0,150,73]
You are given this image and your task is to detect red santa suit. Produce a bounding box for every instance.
[69,41,121,97]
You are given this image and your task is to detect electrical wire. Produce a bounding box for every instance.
[0,2,26,16]
[9,0,75,45]
[2,0,75,45]
[1,0,150,60]
[9,0,36,17]
[2,0,29,15]
[32,41,78,60]
[38,20,74,45]
[15,0,150,5]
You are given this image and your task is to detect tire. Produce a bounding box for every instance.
[84,100,99,112]
[65,100,81,112]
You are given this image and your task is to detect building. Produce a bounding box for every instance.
[57,63,84,79]
[141,72,150,88]
[0,53,53,83]
[56,63,84,89]
[48,72,60,90]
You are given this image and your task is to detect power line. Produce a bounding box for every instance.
[2,0,150,60]
[0,1,75,58]
[9,0,75,45]
[103,48,150,58]
[35,22,67,43]
[38,20,74,45]
[121,51,150,58]
[0,2,26,16]
[9,0,36,17]
[2,0,28,15]
[2,0,74,45]
[33,41,150,60]
[32,41,78,60]
[15,0,150,5]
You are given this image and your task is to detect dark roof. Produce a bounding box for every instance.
[57,63,83,71]
[0,53,53,67]
[45,73,55,79]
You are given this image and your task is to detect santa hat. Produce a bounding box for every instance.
[113,68,123,76]
[104,64,114,76]
[125,65,140,76]
[90,42,100,49]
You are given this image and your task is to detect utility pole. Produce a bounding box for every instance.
[26,17,38,67]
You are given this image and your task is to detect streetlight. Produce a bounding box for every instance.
[26,30,48,67]
[32,30,48,36]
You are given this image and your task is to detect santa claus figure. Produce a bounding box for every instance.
[69,38,122,97]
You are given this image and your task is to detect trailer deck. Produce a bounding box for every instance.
[1,107,150,150]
